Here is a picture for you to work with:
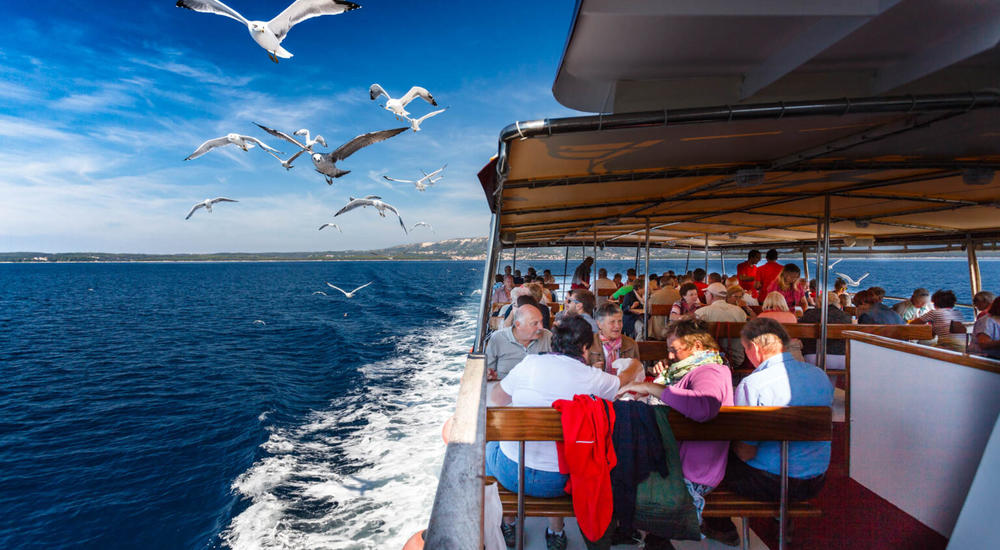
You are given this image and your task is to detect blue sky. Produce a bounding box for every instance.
[0,0,579,253]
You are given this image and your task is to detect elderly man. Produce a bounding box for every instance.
[648,275,681,340]
[857,286,903,325]
[695,282,748,367]
[485,304,551,381]
[492,274,514,305]
[593,268,617,306]
[702,318,833,545]
[588,302,640,371]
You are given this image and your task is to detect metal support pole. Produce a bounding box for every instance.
[511,243,517,273]
[563,246,570,301]
[779,441,789,550]
[802,248,810,283]
[474,212,502,353]
[704,234,709,273]
[818,195,831,372]
[967,238,982,299]
[644,219,651,340]
[517,441,525,550]
[593,231,598,293]
[684,246,691,273]
[721,249,726,277]
[634,244,641,273]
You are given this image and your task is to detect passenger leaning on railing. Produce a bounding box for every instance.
[487,316,644,550]
[702,318,833,545]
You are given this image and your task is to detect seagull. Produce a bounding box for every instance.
[176,0,361,63]
[264,148,307,170]
[835,272,870,287]
[253,320,267,326]
[827,258,843,270]
[312,291,328,295]
[369,84,437,119]
[318,223,342,232]
[185,134,281,160]
[383,164,445,192]
[404,108,447,132]
[335,196,407,233]
[186,197,238,219]
[325,281,373,298]
[410,221,434,232]
[294,129,327,149]
[258,123,407,184]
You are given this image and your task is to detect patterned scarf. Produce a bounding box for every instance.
[654,350,724,385]
[600,334,622,373]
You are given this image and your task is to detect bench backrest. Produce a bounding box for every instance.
[544,283,560,290]
[648,303,672,316]
[597,287,617,297]
[487,406,832,442]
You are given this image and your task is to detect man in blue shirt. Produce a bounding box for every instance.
[703,318,833,545]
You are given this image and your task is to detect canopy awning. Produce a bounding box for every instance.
[484,93,1000,250]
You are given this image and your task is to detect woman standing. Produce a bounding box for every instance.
[764,263,809,312]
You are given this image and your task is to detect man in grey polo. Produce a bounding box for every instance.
[485,304,552,380]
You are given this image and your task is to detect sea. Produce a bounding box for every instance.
[1,258,998,549]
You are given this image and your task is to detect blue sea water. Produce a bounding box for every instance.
[1,258,998,549]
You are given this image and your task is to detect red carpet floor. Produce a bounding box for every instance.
[749,423,949,549]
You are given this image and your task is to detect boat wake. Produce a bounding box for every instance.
[220,305,476,549]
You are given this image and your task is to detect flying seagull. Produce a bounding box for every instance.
[312,291,328,295]
[369,84,437,119]
[253,319,267,325]
[325,281,373,298]
[828,258,843,270]
[186,197,238,219]
[318,223,342,232]
[383,164,445,192]
[294,129,327,149]
[404,108,447,132]
[176,0,361,63]
[335,196,407,234]
[835,272,870,287]
[257,123,406,184]
[185,134,281,161]
[264,148,307,170]
[410,221,434,232]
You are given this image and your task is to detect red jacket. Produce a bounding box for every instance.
[553,395,616,542]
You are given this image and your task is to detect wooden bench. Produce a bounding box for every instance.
[544,283,560,291]
[486,406,831,549]
[597,287,617,297]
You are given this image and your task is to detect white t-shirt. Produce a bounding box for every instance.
[498,353,621,471]
[695,300,748,323]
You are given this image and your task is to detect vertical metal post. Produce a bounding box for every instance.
[721,249,727,277]
[818,196,831,372]
[511,243,517,272]
[593,231,599,294]
[634,244,641,273]
[967,238,982,299]
[684,246,691,273]
[475,212,503,353]
[517,441,525,550]
[704,234,709,272]
[644,219,651,340]
[562,246,570,301]
[779,441,789,550]
[802,248,810,283]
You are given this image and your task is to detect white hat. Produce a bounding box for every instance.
[706,282,728,297]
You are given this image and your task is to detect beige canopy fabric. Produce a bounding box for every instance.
[484,95,1000,250]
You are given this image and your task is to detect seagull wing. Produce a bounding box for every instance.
[185,202,206,219]
[318,223,341,232]
[415,108,446,124]
[331,127,408,161]
[325,282,351,297]
[334,199,373,216]
[835,272,857,286]
[426,163,447,178]
[176,0,250,25]
[857,273,870,284]
[185,136,231,160]
[363,195,382,200]
[268,0,360,41]
[383,175,415,184]
[369,83,389,101]
[828,258,843,269]
[400,86,436,107]
[254,123,307,150]
[210,197,238,204]
[350,281,373,294]
[242,136,282,154]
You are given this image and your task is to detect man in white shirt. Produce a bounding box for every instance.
[695,283,748,366]
[592,268,618,306]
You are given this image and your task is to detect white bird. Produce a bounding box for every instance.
[185,133,281,160]
[312,291,328,295]
[335,196,407,233]
[325,281,373,298]
[253,319,267,325]
[369,84,437,119]
[410,221,434,232]
[264,148,307,170]
[186,197,238,219]
[404,108,447,132]
[318,223,342,232]
[258,123,407,184]
[176,0,361,63]
[294,129,327,149]
[828,258,843,269]
[835,272,870,287]
[383,164,446,192]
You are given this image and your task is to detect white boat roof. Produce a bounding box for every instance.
[553,0,1000,113]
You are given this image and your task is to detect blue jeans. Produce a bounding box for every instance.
[486,441,568,498]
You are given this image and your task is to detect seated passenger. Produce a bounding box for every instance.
[504,293,551,331]
[695,283,747,366]
[588,302,640,372]
[621,277,646,338]
[702,319,833,544]
[562,288,600,333]
[970,297,1000,359]
[619,319,734,534]
[758,291,797,324]
[488,316,643,549]
[485,304,551,381]
[492,274,514,305]
[894,287,932,321]
[542,269,555,285]
[857,287,903,325]
[725,285,758,318]
[692,268,709,301]
[648,275,681,340]
[593,268,617,305]
[973,291,996,321]
[763,263,808,312]
[612,272,624,289]
[912,289,966,352]
[799,292,853,370]
[670,282,703,321]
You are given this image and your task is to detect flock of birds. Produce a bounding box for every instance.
[176,0,443,239]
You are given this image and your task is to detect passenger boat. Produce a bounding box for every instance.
[420,2,1000,549]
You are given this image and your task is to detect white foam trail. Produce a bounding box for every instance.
[221,304,476,550]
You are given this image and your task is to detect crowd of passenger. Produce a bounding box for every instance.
[481,251,1000,549]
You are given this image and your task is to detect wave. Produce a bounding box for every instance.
[219,303,477,549]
